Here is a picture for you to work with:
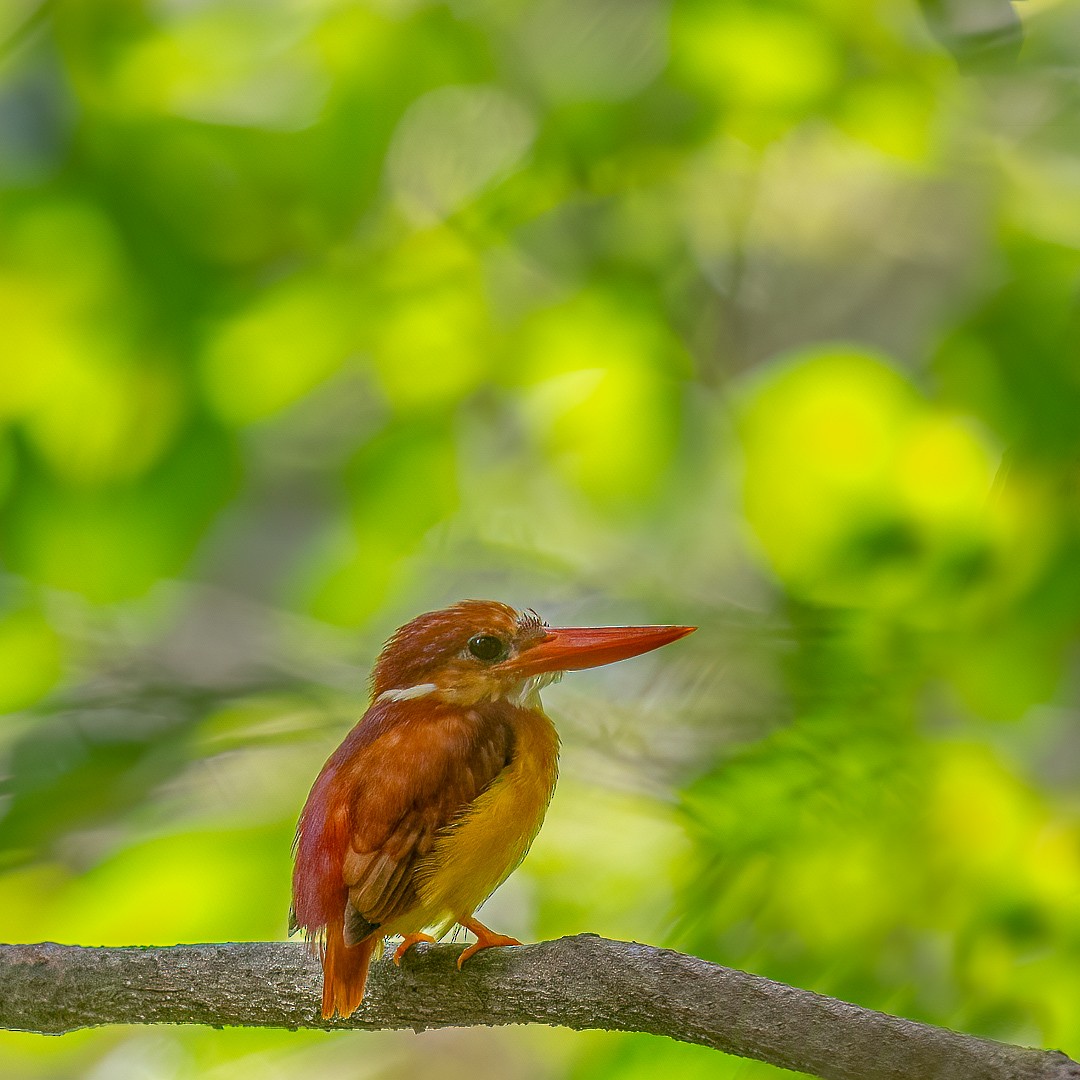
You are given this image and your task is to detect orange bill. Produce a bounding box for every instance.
[508,623,695,676]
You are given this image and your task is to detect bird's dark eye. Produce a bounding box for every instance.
[468,634,506,662]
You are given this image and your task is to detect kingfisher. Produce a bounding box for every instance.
[291,599,695,1018]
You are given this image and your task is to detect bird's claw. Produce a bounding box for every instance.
[393,932,436,965]
[456,932,522,969]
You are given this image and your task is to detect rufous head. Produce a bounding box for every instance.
[371,599,695,707]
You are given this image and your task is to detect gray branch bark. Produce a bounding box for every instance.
[1,936,1076,1080]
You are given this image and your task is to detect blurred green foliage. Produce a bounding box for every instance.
[1,0,1079,1078]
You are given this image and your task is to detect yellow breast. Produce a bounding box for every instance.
[414,704,560,930]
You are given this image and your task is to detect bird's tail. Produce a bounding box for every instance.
[320,917,378,1019]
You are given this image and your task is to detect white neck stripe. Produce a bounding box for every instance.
[376,682,438,703]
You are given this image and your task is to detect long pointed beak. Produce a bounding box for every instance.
[507,623,696,677]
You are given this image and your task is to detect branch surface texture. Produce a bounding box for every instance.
[1,936,1076,1080]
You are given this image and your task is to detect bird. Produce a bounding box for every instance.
[290,599,695,1019]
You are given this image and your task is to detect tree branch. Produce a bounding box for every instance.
[0,937,1075,1080]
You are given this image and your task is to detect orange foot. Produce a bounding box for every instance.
[393,932,436,966]
[456,915,523,970]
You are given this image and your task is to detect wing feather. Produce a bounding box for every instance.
[341,701,515,931]
[343,902,378,946]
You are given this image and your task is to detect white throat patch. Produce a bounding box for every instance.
[511,669,564,707]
